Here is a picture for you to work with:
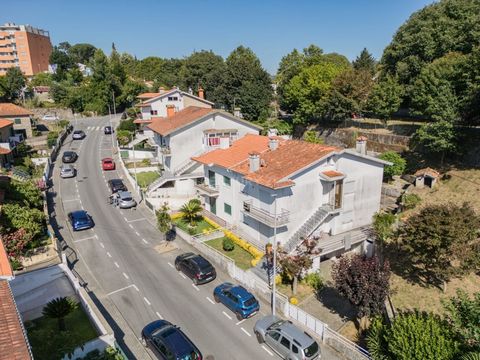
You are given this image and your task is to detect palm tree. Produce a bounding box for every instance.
[42,297,78,331]
[180,199,202,226]
[461,353,480,360]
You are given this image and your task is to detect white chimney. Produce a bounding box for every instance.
[249,152,260,172]
[267,128,278,137]
[356,136,367,155]
[268,138,279,151]
[159,87,166,94]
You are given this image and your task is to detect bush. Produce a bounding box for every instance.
[141,158,151,167]
[379,151,406,180]
[303,271,324,291]
[222,237,235,251]
[57,120,70,129]
[401,193,421,210]
[289,297,299,305]
[47,131,59,148]
[117,119,135,132]
[116,130,132,146]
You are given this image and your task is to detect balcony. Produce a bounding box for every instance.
[242,200,290,227]
[194,183,219,197]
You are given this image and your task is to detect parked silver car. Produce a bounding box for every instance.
[117,191,137,209]
[60,164,76,178]
[72,130,86,140]
[254,316,320,360]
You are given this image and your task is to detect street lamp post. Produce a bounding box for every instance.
[131,132,138,188]
[272,193,278,316]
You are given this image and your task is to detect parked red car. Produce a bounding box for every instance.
[101,158,115,171]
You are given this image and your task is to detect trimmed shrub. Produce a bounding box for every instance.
[47,131,59,148]
[303,271,324,291]
[289,297,299,305]
[402,193,421,210]
[222,237,235,251]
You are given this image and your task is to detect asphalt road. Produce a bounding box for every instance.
[52,116,343,360]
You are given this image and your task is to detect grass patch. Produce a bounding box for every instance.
[173,217,214,235]
[25,306,98,360]
[276,282,315,303]
[135,171,160,189]
[205,237,254,270]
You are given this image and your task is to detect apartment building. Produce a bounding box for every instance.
[0,23,52,76]
[193,135,390,261]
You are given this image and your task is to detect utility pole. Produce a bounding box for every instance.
[131,132,138,191]
[272,193,278,316]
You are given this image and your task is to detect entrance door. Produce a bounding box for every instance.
[209,197,217,214]
[334,180,343,209]
[208,170,216,187]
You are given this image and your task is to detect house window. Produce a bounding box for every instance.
[14,118,21,124]
[224,203,232,215]
[223,176,231,186]
[167,96,178,101]
[150,110,158,115]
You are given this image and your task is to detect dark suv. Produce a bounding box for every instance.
[62,151,78,163]
[142,320,202,360]
[175,253,216,285]
[107,179,127,193]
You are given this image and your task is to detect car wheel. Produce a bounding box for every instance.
[193,277,199,285]
[141,336,147,347]
[255,331,264,343]
[236,312,244,321]
[214,295,220,303]
[175,263,180,271]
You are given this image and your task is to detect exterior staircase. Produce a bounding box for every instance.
[127,133,151,147]
[146,170,175,195]
[174,159,198,176]
[283,205,335,253]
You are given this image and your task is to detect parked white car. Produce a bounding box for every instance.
[42,114,59,121]
[60,164,76,178]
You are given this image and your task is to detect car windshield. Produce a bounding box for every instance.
[243,297,257,307]
[179,352,201,360]
[121,196,132,201]
[193,256,211,270]
[268,320,286,330]
[303,341,319,357]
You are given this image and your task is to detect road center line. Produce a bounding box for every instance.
[262,346,274,356]
[126,218,146,223]
[143,297,151,306]
[106,284,135,296]
[106,252,112,258]
[100,242,105,248]
[222,311,232,320]
[179,273,187,279]
[142,238,148,244]
[192,284,200,291]
[114,262,119,268]
[63,198,80,203]
[241,328,251,337]
[73,236,96,243]
[156,311,163,319]
[128,224,134,229]
[122,272,129,279]
[123,217,128,221]
[135,231,140,236]
[133,284,139,291]
[236,319,246,326]
[168,262,174,268]
[206,297,215,305]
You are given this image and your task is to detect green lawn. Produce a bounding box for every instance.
[205,237,254,270]
[25,306,98,360]
[173,217,214,235]
[135,171,160,188]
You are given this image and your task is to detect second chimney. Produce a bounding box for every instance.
[166,104,175,118]
[356,136,367,155]
[198,87,204,99]
[268,138,279,151]
[159,86,166,94]
[249,152,260,172]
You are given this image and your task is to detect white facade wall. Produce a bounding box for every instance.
[201,151,384,248]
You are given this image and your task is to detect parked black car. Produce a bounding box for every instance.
[107,178,127,193]
[142,320,202,360]
[104,126,112,134]
[175,253,216,285]
[62,151,78,163]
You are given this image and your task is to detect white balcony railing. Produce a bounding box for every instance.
[242,200,289,227]
[194,183,219,197]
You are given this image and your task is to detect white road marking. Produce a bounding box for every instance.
[128,224,134,229]
[106,284,135,296]
[123,217,128,221]
[114,262,120,268]
[142,238,148,244]
[192,284,200,291]
[143,297,151,306]
[106,252,112,258]
[156,312,163,319]
[73,236,96,243]
[100,242,105,248]
[241,328,251,337]
[126,218,146,223]
[168,262,174,268]
[135,231,140,236]
[122,272,129,279]
[179,273,187,279]
[222,311,232,320]
[133,284,139,292]
[262,346,274,356]
[63,198,80,203]
[206,297,215,305]
[236,319,246,325]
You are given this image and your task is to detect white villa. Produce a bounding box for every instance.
[193,135,390,260]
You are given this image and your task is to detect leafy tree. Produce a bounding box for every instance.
[179,50,227,105]
[1,203,45,238]
[461,353,480,360]
[303,130,323,144]
[156,202,172,234]
[116,130,132,146]
[49,45,75,81]
[224,46,273,121]
[366,75,403,121]
[372,211,396,264]
[42,297,78,331]
[1,67,26,101]
[30,72,53,87]
[378,151,406,180]
[321,52,351,68]
[117,118,135,132]
[367,311,460,360]
[399,202,480,290]
[6,180,43,208]
[443,289,480,351]
[180,199,202,226]
[117,79,147,109]
[353,48,376,75]
[68,43,96,64]
[332,254,390,330]
[413,120,457,165]
[110,48,126,85]
[276,48,305,112]
[1,228,30,260]
[278,237,319,295]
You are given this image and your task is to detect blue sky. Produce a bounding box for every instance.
[3,0,434,73]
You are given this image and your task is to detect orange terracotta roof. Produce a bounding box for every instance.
[147,106,216,136]
[137,92,161,99]
[0,119,13,129]
[322,170,344,178]
[194,135,341,189]
[0,239,12,279]
[133,118,153,124]
[0,103,32,117]
[0,147,11,155]
[137,103,152,107]
[414,167,440,178]
[0,280,32,360]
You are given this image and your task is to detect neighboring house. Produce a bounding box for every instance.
[0,119,23,168]
[145,106,262,205]
[193,135,390,261]
[0,103,34,138]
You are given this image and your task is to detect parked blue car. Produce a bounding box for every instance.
[213,282,259,320]
[68,210,94,231]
